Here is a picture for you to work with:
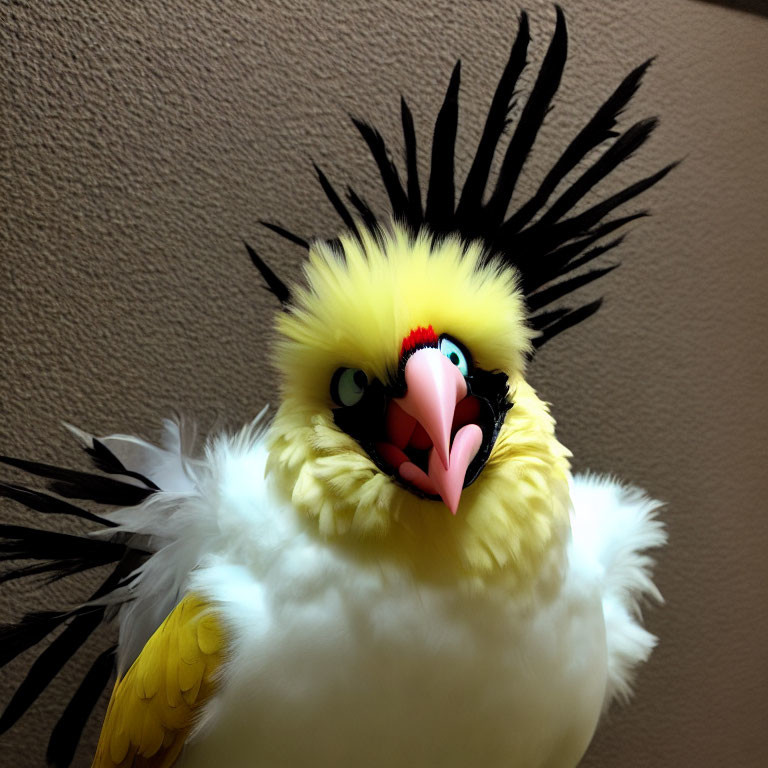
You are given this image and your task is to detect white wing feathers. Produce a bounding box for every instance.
[569,474,667,707]
[64,418,200,493]
[77,410,271,675]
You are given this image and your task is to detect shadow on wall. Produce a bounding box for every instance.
[697,0,768,18]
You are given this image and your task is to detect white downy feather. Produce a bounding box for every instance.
[95,419,664,767]
[568,475,666,706]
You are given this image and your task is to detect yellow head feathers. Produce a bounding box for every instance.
[267,223,571,587]
[274,225,531,403]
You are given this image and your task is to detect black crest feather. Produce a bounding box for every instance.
[260,7,673,349]
[244,240,292,305]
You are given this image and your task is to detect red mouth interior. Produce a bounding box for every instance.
[375,395,482,478]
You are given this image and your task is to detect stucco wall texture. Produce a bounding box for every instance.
[2,0,767,765]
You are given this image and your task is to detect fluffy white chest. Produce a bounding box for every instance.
[181,531,607,768]
[110,432,661,768]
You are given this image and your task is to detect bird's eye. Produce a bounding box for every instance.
[438,336,470,377]
[330,367,368,407]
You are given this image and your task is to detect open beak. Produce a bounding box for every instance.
[376,347,483,514]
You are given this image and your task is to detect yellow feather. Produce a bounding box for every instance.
[91,595,227,768]
[196,614,222,656]
[108,724,129,765]
[178,659,204,694]
[275,226,531,399]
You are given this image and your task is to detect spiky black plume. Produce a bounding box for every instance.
[259,6,675,348]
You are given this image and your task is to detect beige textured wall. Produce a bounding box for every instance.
[2,0,767,765]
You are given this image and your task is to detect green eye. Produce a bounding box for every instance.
[330,367,368,407]
[438,337,469,377]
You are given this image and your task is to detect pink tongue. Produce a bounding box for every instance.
[398,424,483,514]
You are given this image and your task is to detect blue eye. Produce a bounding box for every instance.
[331,367,368,406]
[438,337,469,377]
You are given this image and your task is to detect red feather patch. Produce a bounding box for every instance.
[400,325,438,358]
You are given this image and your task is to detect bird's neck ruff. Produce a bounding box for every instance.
[266,378,572,589]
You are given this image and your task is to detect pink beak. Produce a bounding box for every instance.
[380,348,483,514]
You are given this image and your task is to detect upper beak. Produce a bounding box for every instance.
[387,348,483,514]
[396,348,466,469]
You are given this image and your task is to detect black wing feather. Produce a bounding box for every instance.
[0,455,153,506]
[84,439,160,491]
[0,482,116,527]
[0,607,106,734]
[0,557,120,586]
[0,437,157,765]
[0,524,126,563]
[0,611,71,669]
[46,645,117,768]
[0,556,127,731]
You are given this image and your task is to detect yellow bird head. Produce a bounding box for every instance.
[254,8,671,586]
[266,225,571,586]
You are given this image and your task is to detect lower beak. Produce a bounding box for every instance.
[387,348,483,514]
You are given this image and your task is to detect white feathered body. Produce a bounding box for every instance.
[101,420,664,768]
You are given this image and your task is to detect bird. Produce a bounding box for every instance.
[0,8,670,768]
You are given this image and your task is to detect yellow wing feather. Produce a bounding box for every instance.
[92,594,227,768]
